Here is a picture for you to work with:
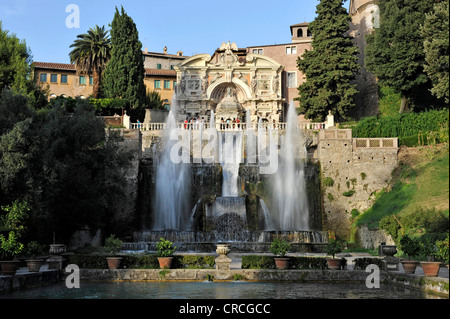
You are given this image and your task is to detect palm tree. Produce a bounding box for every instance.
[69,25,111,98]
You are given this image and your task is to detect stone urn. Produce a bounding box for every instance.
[382,245,400,271]
[49,244,66,255]
[47,244,66,270]
[216,244,231,257]
[215,244,231,270]
[381,245,397,257]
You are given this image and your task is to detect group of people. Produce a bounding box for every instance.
[219,117,241,130]
[181,116,243,130]
[183,117,206,129]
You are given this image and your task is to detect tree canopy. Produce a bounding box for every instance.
[365,0,438,112]
[0,22,32,94]
[296,0,360,122]
[102,6,146,109]
[420,0,449,104]
[69,25,111,99]
[0,90,133,244]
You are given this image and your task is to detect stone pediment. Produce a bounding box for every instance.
[215,41,243,69]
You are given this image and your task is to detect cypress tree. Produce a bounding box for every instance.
[365,0,437,112]
[102,6,146,108]
[296,0,360,122]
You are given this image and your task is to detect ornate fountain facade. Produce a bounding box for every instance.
[174,41,284,125]
[119,43,399,253]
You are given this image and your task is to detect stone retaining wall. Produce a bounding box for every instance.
[0,270,60,294]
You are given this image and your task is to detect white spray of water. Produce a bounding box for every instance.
[272,102,309,230]
[153,95,191,230]
[219,131,243,197]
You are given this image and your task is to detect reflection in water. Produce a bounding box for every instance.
[0,281,441,299]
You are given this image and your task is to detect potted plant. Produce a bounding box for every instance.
[0,200,28,275]
[270,238,291,269]
[325,238,342,270]
[419,237,441,277]
[399,235,420,274]
[25,241,46,272]
[435,235,449,268]
[105,234,123,270]
[0,231,24,275]
[156,237,176,269]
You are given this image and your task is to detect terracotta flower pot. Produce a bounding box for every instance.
[0,261,21,276]
[274,257,290,270]
[106,257,122,270]
[420,261,441,277]
[401,260,419,274]
[157,257,173,269]
[326,258,341,270]
[26,259,44,272]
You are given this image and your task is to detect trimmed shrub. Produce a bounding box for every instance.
[65,254,215,269]
[241,255,328,270]
[353,258,384,270]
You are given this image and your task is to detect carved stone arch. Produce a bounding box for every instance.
[207,78,251,102]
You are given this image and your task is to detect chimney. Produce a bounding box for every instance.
[144,47,148,53]
[177,51,183,57]
[163,46,167,54]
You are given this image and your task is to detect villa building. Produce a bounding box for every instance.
[246,22,313,111]
[33,47,188,109]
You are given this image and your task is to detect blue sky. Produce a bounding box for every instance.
[0,0,349,64]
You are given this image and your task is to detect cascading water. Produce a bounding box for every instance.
[219,131,242,197]
[153,95,191,230]
[271,101,310,230]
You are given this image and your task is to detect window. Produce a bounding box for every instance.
[173,81,177,88]
[154,80,161,89]
[170,65,174,70]
[50,74,58,83]
[252,48,263,54]
[79,76,86,85]
[164,80,170,89]
[61,74,68,83]
[40,73,47,82]
[89,76,93,85]
[157,64,162,69]
[287,72,297,88]
[286,46,297,55]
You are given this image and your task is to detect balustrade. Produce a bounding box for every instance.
[130,122,326,131]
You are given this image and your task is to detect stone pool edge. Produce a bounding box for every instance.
[81,269,449,297]
[1,269,448,298]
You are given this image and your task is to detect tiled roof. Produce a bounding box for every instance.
[145,68,177,76]
[33,62,76,71]
[33,62,177,77]
[142,51,188,59]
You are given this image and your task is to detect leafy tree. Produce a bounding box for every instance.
[365,0,436,113]
[102,6,146,109]
[296,0,360,121]
[420,0,449,104]
[0,91,133,243]
[0,22,31,94]
[69,25,111,99]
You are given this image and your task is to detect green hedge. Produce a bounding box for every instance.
[65,254,215,269]
[89,98,130,115]
[352,109,449,139]
[353,258,384,270]
[241,255,328,270]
